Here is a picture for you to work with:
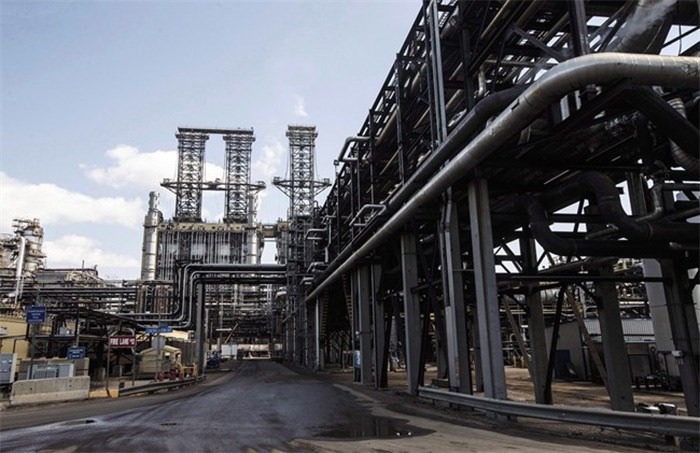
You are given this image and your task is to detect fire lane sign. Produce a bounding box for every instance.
[109,336,136,348]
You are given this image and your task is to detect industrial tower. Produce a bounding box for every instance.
[273,125,330,365]
[146,127,266,281]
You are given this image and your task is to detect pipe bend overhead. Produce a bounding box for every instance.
[515,194,675,258]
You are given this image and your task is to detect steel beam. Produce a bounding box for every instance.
[372,263,388,388]
[658,257,700,417]
[439,191,471,393]
[520,235,550,404]
[468,177,506,402]
[594,265,635,412]
[357,265,373,385]
[401,231,423,395]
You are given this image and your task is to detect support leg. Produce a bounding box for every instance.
[467,178,506,401]
[401,231,423,395]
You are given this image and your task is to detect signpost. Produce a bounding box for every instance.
[106,335,136,397]
[25,306,46,379]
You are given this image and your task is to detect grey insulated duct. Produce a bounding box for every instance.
[667,97,700,174]
[543,172,699,243]
[516,194,674,258]
[608,0,676,54]
[304,53,700,303]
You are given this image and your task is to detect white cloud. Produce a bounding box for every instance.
[82,145,176,189]
[252,140,286,198]
[294,95,308,117]
[83,145,225,190]
[44,235,140,270]
[0,172,143,229]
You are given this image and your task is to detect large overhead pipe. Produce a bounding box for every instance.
[516,194,675,258]
[607,0,675,54]
[543,172,699,243]
[305,53,700,303]
[667,97,699,174]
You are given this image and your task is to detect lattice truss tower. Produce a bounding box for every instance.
[274,125,330,265]
[224,131,255,223]
[174,131,208,222]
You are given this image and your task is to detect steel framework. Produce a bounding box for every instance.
[224,129,255,223]
[274,125,330,366]
[172,131,208,222]
[297,0,700,427]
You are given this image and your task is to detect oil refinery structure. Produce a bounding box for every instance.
[1,0,699,437]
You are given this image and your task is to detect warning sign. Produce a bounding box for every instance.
[109,336,136,348]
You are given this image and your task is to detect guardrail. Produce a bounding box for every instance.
[418,387,700,437]
[119,377,200,397]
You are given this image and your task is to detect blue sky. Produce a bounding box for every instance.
[1,0,418,279]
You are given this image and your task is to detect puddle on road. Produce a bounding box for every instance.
[316,416,433,440]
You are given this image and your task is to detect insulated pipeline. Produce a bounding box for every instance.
[305,53,700,303]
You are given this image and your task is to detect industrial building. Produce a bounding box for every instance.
[0,0,698,442]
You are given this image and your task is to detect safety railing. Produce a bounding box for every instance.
[119,377,201,397]
[418,387,700,437]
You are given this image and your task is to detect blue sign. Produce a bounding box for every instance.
[25,306,46,324]
[67,347,86,359]
[145,326,172,334]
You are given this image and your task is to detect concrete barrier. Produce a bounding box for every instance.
[10,376,91,406]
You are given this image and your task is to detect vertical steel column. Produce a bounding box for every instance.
[372,263,388,388]
[440,190,471,393]
[315,295,322,370]
[357,265,373,385]
[567,0,590,56]
[658,257,700,417]
[472,309,484,392]
[425,0,448,144]
[467,177,506,401]
[195,282,206,375]
[520,235,550,404]
[401,231,423,395]
[394,57,407,183]
[594,265,635,412]
[350,270,360,382]
[628,174,693,402]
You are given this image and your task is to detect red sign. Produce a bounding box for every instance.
[109,336,136,348]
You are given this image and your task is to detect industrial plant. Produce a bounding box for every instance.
[1,0,699,446]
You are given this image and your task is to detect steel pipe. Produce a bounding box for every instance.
[305,53,700,303]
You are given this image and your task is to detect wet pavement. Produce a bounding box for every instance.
[0,361,667,452]
[0,361,434,452]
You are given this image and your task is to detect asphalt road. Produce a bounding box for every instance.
[0,361,643,452]
[1,361,383,451]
